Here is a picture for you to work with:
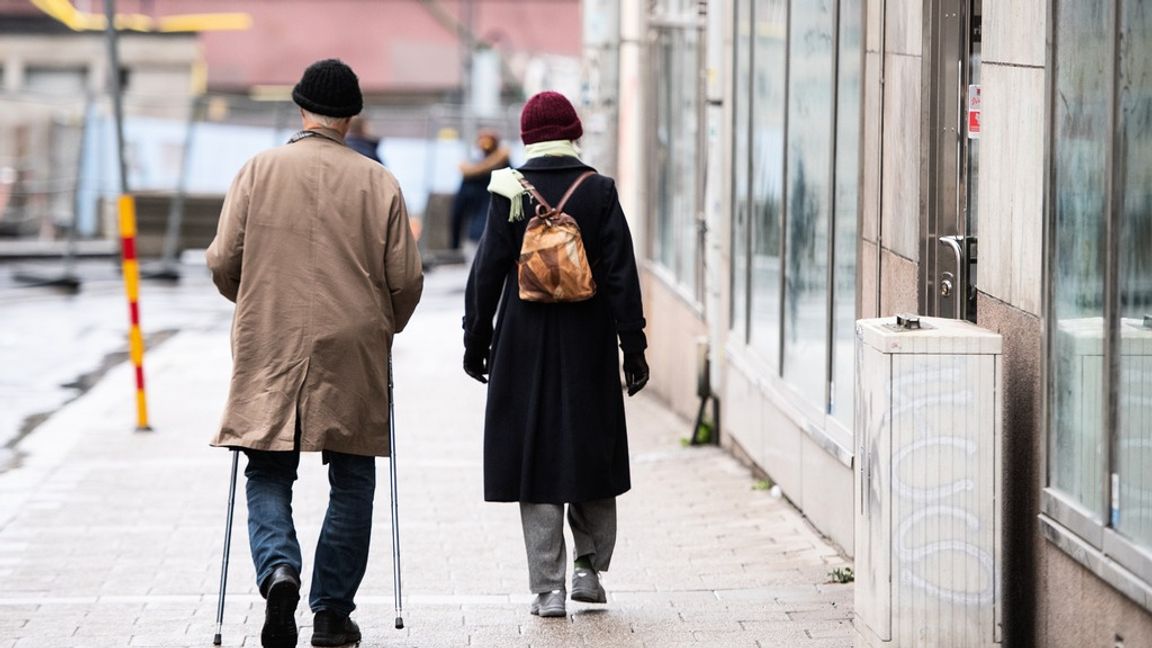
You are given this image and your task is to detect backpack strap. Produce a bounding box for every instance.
[515,174,554,212]
[556,171,597,212]
[516,171,597,213]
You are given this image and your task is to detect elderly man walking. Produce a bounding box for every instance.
[206,59,423,648]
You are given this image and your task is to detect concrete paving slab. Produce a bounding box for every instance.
[0,265,853,646]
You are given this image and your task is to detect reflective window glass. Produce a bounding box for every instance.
[749,0,787,366]
[832,0,862,425]
[782,0,835,405]
[732,0,753,341]
[1050,0,1111,518]
[1116,0,1152,547]
[652,26,700,295]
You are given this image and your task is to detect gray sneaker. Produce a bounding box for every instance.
[530,589,567,617]
[571,567,607,603]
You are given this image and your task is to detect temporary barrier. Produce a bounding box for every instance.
[854,314,1003,647]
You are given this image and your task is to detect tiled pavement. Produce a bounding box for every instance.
[0,267,854,647]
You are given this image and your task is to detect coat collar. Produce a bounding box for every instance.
[289,126,347,145]
[517,155,596,173]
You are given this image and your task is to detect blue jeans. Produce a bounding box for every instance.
[244,449,376,616]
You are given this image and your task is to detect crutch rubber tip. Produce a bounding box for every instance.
[212,633,222,645]
[395,617,404,629]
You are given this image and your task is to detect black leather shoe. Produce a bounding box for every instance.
[311,610,361,647]
[260,565,300,648]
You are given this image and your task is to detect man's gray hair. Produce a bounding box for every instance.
[302,109,351,128]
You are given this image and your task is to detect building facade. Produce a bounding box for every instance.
[0,0,585,244]
[0,9,198,238]
[594,0,1152,644]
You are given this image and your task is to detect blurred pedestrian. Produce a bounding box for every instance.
[346,116,383,164]
[206,58,424,648]
[462,91,649,618]
[452,129,510,252]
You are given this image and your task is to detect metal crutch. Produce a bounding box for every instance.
[388,354,405,629]
[213,449,240,646]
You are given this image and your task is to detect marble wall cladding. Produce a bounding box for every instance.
[861,239,879,319]
[976,292,1043,646]
[1041,543,1094,648]
[977,63,1045,317]
[801,433,854,555]
[641,272,708,421]
[984,0,1047,67]
[719,352,854,554]
[722,360,767,469]
[866,0,882,52]
[862,50,883,244]
[759,393,804,501]
[879,247,919,316]
[881,53,923,262]
[1040,546,1152,648]
[884,0,923,56]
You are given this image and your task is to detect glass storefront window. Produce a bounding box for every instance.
[728,0,860,426]
[1045,0,1152,588]
[749,0,788,366]
[1049,0,1111,519]
[781,0,834,406]
[831,0,862,426]
[732,0,753,342]
[1116,0,1152,548]
[652,23,701,297]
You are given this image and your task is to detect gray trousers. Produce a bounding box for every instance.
[519,498,617,593]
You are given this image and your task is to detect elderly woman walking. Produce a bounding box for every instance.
[463,91,649,617]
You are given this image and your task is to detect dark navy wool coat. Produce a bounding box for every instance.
[463,155,647,504]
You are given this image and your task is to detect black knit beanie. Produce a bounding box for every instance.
[292,59,363,118]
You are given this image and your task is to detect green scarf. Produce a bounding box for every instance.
[487,140,582,222]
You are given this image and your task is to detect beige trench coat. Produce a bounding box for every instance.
[206,127,423,457]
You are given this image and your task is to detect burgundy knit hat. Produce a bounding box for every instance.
[520,91,583,144]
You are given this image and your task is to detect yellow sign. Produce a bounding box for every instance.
[31,0,251,33]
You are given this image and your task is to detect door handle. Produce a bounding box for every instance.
[939,235,965,271]
[938,235,976,321]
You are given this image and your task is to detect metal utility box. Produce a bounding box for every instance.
[854,315,1003,647]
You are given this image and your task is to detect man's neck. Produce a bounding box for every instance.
[301,120,350,139]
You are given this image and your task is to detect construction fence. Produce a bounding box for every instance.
[0,89,523,258]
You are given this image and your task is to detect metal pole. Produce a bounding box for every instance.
[61,100,91,282]
[388,354,405,629]
[105,0,151,432]
[105,0,128,196]
[213,449,240,646]
[149,96,202,280]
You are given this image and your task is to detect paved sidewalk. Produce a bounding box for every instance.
[0,267,853,647]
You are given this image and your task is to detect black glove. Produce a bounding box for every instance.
[463,346,489,384]
[623,352,649,397]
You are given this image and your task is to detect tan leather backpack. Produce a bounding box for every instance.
[515,171,597,303]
